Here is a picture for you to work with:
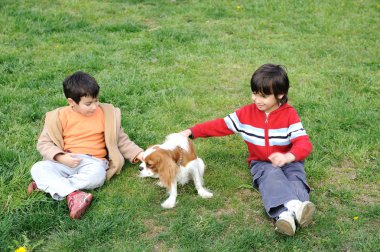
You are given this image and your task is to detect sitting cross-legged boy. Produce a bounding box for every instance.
[179,64,316,236]
[28,71,144,219]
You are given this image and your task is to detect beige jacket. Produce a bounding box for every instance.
[37,103,143,180]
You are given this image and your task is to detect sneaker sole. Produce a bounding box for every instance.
[299,202,316,227]
[275,219,295,236]
[69,194,93,219]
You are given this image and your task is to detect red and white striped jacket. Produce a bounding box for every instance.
[190,103,313,164]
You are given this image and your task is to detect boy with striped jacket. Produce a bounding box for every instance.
[180,64,315,236]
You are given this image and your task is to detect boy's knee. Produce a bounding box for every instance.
[88,177,105,189]
[286,170,306,182]
[31,161,48,176]
[265,166,284,178]
[283,162,306,180]
[87,166,106,188]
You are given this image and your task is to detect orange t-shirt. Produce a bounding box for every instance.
[59,106,107,159]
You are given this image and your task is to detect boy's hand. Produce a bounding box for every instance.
[54,153,83,168]
[136,152,144,162]
[179,129,192,138]
[268,152,295,167]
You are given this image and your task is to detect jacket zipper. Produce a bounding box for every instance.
[265,113,270,158]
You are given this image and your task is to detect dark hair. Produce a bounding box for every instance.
[63,71,100,104]
[250,64,289,104]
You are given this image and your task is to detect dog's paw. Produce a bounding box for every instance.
[198,188,213,198]
[161,198,176,209]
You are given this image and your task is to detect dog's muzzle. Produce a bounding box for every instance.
[138,165,144,171]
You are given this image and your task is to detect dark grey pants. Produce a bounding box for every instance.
[250,161,311,218]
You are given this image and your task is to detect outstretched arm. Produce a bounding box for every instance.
[184,118,235,139]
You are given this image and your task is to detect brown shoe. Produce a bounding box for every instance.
[67,191,93,219]
[27,181,38,195]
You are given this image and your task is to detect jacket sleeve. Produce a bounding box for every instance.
[36,123,64,161]
[113,106,143,163]
[117,127,144,163]
[190,118,235,139]
[287,109,313,161]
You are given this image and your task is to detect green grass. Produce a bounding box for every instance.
[1,0,379,251]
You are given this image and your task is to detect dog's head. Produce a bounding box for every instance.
[138,145,160,178]
[138,145,180,188]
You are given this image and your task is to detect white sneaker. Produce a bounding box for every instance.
[275,211,296,236]
[294,201,316,227]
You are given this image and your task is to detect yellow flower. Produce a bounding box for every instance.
[15,247,27,252]
[353,216,359,221]
[236,5,241,10]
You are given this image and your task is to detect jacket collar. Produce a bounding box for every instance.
[252,102,290,115]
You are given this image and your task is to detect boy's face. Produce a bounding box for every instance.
[68,96,99,117]
[252,92,283,113]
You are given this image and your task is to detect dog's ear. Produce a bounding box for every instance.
[157,153,178,189]
[145,154,161,172]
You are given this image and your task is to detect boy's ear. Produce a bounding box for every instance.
[67,98,76,107]
[277,94,284,100]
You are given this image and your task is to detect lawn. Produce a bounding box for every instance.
[0,0,379,251]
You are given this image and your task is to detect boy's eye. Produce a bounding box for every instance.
[253,92,266,98]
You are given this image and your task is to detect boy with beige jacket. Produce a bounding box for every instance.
[28,71,144,219]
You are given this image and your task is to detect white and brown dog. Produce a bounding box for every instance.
[138,133,213,208]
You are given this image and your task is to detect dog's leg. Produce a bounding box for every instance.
[191,160,213,198]
[197,158,206,177]
[161,181,177,209]
[156,181,165,188]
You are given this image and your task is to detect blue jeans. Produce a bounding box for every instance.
[250,161,311,218]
